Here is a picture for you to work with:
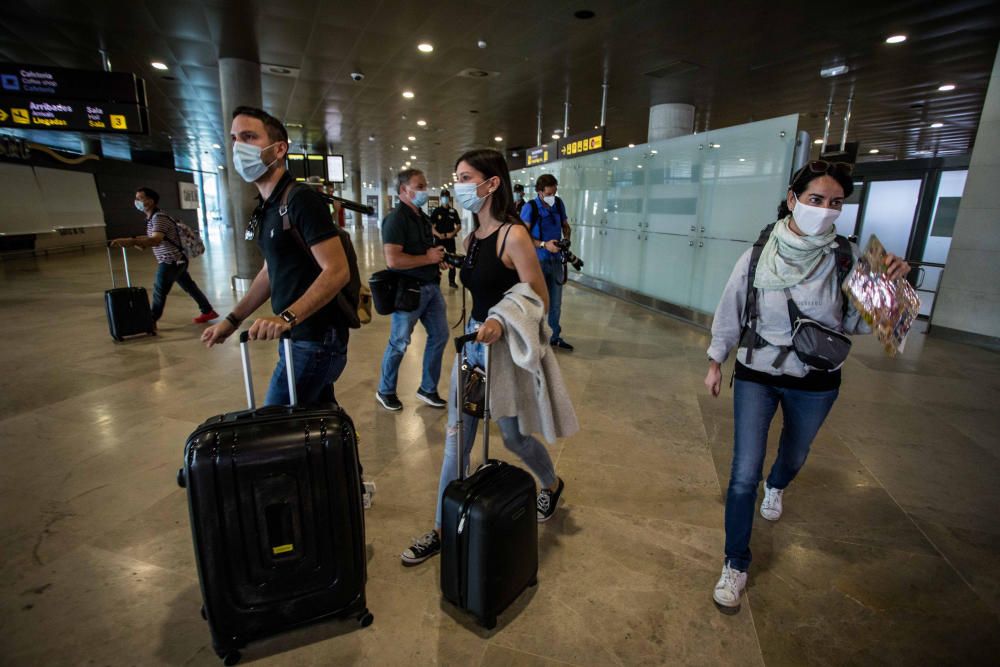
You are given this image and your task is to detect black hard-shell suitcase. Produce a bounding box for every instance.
[440,332,539,630]
[177,331,371,665]
[104,246,154,341]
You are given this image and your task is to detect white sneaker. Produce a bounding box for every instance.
[713,563,747,609]
[760,485,784,522]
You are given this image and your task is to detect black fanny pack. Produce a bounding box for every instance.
[368,270,422,314]
[773,288,851,371]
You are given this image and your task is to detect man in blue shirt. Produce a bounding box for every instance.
[520,173,573,350]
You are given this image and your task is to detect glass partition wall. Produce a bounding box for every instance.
[511,114,801,323]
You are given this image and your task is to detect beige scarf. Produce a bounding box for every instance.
[753,216,838,289]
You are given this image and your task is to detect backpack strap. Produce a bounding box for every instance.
[280,181,319,268]
[528,199,542,240]
[155,211,188,260]
[740,223,775,364]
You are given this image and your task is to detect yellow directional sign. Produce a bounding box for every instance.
[109,114,127,129]
[12,107,29,124]
[0,109,7,122]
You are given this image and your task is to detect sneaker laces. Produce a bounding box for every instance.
[412,531,437,551]
[722,565,740,589]
[537,490,552,513]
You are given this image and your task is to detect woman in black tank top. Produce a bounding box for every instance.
[400,149,567,566]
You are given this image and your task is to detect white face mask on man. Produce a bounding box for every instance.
[233,141,280,183]
[791,194,840,236]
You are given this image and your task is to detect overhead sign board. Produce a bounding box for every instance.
[286,153,308,181]
[558,127,605,159]
[526,142,554,167]
[0,63,144,105]
[327,155,345,183]
[0,97,147,134]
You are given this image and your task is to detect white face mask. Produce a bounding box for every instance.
[543,195,556,207]
[791,194,840,235]
[134,200,145,212]
[233,141,280,183]
[454,180,488,213]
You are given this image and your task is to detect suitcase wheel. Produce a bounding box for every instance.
[358,610,374,627]
[176,468,187,488]
[222,650,241,666]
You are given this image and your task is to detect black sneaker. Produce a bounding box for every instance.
[416,389,446,408]
[551,338,574,351]
[401,530,441,565]
[537,477,565,522]
[376,391,403,411]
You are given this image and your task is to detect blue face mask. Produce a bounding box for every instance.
[440,196,450,206]
[514,193,523,202]
[134,200,145,212]
[410,190,428,207]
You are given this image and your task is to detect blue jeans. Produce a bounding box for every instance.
[540,255,564,341]
[378,283,449,395]
[434,319,557,528]
[152,261,213,321]
[724,379,839,572]
[263,329,348,406]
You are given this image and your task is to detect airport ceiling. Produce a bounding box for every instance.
[1,0,999,188]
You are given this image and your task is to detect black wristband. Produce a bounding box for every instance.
[225,313,241,328]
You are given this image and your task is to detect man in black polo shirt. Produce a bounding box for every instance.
[430,188,461,288]
[201,106,351,405]
[375,168,448,411]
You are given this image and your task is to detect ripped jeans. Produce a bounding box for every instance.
[433,318,558,528]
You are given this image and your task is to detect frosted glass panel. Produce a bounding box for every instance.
[859,180,921,256]
[0,163,49,235]
[515,114,800,316]
[923,170,967,264]
[34,167,104,229]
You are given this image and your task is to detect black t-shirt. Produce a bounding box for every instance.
[255,172,340,341]
[430,205,460,236]
[381,202,439,284]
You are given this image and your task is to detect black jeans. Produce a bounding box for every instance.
[152,261,213,321]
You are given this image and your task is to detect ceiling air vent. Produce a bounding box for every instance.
[261,64,300,78]
[457,68,500,79]
[644,60,700,79]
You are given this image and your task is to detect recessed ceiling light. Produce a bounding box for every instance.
[628,143,635,148]
[650,150,657,154]
[820,64,849,78]
[401,146,409,151]
[931,122,944,128]
[814,139,823,144]
[637,164,643,168]
[402,91,415,99]
[739,158,746,162]
[869,148,880,154]
[217,165,224,169]
[151,61,168,70]
[494,136,503,142]
[418,43,434,53]
[885,34,907,44]
[212,144,220,149]
[408,135,416,141]
[552,134,560,140]
[938,83,956,91]
[612,156,619,161]
[417,120,427,126]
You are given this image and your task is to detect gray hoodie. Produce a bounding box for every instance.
[707,243,871,377]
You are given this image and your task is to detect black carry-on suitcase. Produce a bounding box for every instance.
[104,245,155,341]
[177,331,371,665]
[440,332,539,630]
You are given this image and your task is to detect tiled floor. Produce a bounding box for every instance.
[2,221,999,666]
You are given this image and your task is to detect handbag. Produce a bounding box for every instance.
[461,360,486,418]
[773,288,852,371]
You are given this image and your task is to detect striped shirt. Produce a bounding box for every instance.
[147,211,185,264]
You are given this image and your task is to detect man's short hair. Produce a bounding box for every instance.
[513,183,525,193]
[231,105,289,143]
[136,187,159,204]
[396,168,424,193]
[440,189,450,198]
[535,174,558,192]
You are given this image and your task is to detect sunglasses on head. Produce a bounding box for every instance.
[795,160,854,181]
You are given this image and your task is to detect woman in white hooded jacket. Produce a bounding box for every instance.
[704,161,910,610]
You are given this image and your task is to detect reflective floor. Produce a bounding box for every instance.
[2,220,999,666]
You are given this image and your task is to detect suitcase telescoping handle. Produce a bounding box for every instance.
[239,330,297,409]
[453,331,492,480]
[106,244,133,289]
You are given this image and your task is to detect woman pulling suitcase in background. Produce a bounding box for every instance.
[401,148,569,565]
[704,161,910,610]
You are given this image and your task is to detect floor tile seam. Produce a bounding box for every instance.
[551,591,627,667]
[837,437,987,602]
[741,594,767,667]
[772,525,944,557]
[481,642,582,667]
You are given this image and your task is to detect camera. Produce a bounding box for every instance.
[350,72,365,81]
[554,239,584,271]
[442,252,466,269]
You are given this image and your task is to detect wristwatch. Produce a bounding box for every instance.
[279,309,298,326]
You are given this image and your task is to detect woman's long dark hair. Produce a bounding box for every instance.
[777,163,854,219]
[454,148,523,229]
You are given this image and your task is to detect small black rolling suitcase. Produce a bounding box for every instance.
[440,332,539,630]
[104,245,155,341]
[177,331,371,665]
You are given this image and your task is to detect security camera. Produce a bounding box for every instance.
[350,72,365,81]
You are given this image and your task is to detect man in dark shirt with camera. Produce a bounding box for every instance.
[376,168,449,412]
[430,188,461,288]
